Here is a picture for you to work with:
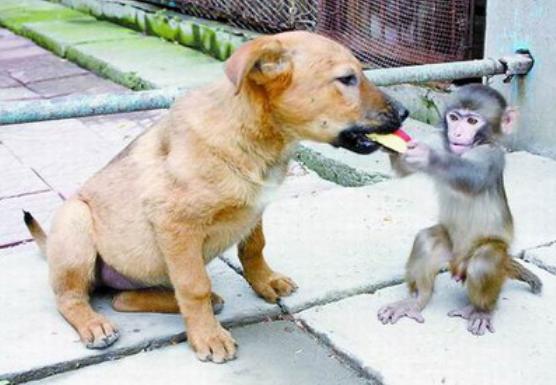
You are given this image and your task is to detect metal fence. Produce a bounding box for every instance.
[144,0,475,68]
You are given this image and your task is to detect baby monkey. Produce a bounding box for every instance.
[377,84,542,335]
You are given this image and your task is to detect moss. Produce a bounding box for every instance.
[294,146,389,187]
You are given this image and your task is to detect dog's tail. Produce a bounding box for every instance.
[23,210,47,257]
[507,258,542,294]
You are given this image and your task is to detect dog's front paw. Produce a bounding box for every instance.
[79,316,119,349]
[188,322,237,363]
[248,271,298,303]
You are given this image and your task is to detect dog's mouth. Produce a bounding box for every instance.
[331,123,400,154]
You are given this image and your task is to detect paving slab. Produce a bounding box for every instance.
[0,144,48,199]
[298,265,555,385]
[0,118,126,198]
[0,0,89,34]
[522,243,556,275]
[7,54,88,84]
[65,37,224,89]
[0,74,20,88]
[223,151,556,313]
[26,73,127,98]
[21,18,140,56]
[223,174,438,313]
[505,151,556,251]
[0,191,61,246]
[0,243,279,378]
[0,86,41,101]
[29,321,372,385]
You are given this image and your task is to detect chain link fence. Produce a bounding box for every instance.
[144,0,475,68]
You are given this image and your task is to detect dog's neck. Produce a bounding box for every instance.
[170,80,296,182]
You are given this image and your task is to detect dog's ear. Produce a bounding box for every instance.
[225,38,291,94]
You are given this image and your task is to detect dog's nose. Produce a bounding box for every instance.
[390,98,409,122]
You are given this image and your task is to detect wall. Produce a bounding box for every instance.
[485,0,556,158]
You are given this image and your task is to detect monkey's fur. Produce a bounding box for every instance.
[378,84,541,335]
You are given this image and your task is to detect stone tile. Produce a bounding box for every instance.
[8,55,87,84]
[0,0,89,34]
[223,174,437,313]
[27,73,127,99]
[21,18,139,56]
[79,110,165,144]
[0,73,20,88]
[29,321,371,385]
[0,86,41,101]
[0,191,61,246]
[0,119,123,197]
[298,265,555,385]
[505,152,556,251]
[0,36,33,50]
[522,243,556,275]
[222,151,556,313]
[0,45,48,61]
[0,244,279,376]
[0,144,48,198]
[66,36,224,89]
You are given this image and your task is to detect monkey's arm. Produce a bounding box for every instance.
[427,145,505,194]
[389,152,415,177]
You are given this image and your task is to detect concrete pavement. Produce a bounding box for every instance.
[1,8,556,385]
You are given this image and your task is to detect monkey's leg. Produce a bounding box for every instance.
[48,199,119,349]
[112,289,225,314]
[448,241,507,336]
[378,225,451,324]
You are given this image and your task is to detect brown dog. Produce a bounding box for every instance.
[24,31,407,363]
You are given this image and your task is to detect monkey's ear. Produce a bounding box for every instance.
[501,106,518,134]
[225,37,292,95]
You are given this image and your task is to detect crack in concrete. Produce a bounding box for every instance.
[0,314,280,384]
[294,319,383,385]
[0,189,51,201]
[518,240,556,276]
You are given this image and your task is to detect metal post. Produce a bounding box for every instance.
[0,54,533,125]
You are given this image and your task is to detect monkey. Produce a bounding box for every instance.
[377,84,542,335]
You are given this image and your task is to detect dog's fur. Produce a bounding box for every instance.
[24,31,406,363]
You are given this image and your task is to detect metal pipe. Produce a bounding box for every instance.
[365,58,505,86]
[0,54,533,125]
[0,87,183,125]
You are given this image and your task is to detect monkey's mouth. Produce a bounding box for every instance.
[449,141,472,155]
[332,124,399,154]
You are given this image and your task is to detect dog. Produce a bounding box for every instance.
[24,31,408,363]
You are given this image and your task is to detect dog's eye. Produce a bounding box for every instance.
[336,74,358,86]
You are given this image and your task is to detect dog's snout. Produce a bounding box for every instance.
[390,98,409,122]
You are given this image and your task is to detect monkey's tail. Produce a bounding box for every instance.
[507,259,542,294]
[22,210,47,257]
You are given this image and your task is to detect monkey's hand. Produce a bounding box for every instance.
[377,299,425,324]
[403,141,432,170]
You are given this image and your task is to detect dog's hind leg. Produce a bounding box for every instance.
[112,289,224,314]
[48,199,119,349]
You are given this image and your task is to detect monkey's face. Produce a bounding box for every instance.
[445,109,486,155]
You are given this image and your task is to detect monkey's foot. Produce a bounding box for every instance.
[377,299,424,324]
[448,305,495,336]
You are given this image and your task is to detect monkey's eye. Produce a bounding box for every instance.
[336,74,358,86]
[448,113,459,121]
[467,117,478,125]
